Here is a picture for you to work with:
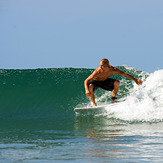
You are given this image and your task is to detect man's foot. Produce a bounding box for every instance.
[111,96,118,103]
[93,103,97,107]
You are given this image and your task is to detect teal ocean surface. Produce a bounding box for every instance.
[0,66,163,162]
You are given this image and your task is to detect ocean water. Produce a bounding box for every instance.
[0,66,163,162]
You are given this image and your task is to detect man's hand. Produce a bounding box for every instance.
[136,79,143,85]
[85,90,91,97]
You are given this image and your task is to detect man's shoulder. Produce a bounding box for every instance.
[94,67,101,73]
[109,65,118,71]
[91,67,101,76]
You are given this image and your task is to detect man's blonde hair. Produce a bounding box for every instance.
[101,58,110,66]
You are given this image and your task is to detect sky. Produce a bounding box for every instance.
[0,0,163,72]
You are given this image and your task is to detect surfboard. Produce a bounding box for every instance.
[74,99,125,115]
[74,105,107,115]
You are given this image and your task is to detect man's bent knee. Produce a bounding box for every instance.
[114,80,120,86]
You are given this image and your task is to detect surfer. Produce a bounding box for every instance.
[84,58,143,106]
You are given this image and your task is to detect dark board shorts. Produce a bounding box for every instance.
[88,78,116,92]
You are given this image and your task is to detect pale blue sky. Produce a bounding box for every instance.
[0,0,163,72]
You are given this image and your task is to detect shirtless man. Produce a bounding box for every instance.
[84,58,143,106]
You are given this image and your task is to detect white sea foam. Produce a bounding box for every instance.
[105,69,163,122]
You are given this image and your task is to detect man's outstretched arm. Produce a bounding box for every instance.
[115,68,143,85]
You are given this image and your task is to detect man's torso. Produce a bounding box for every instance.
[93,66,117,81]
